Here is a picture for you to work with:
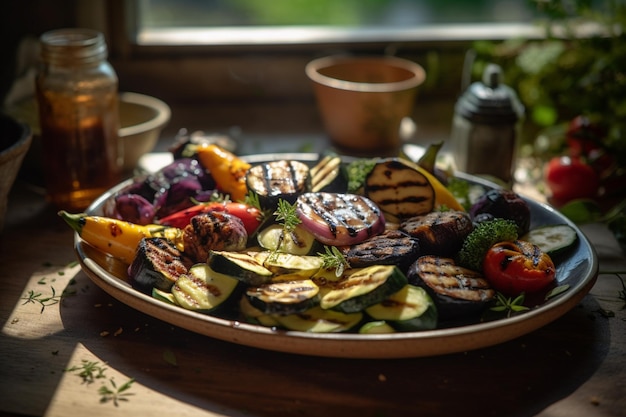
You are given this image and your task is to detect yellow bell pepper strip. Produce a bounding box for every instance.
[58,211,184,264]
[195,144,251,202]
[406,159,465,212]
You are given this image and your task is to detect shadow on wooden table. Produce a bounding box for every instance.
[54,271,610,417]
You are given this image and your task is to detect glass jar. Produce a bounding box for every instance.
[36,28,122,211]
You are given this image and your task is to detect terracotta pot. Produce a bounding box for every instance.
[306,55,426,155]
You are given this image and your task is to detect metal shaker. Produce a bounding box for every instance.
[450,63,524,184]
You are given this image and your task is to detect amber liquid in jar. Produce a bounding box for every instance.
[36,29,122,211]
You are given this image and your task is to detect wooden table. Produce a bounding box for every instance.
[1,161,625,417]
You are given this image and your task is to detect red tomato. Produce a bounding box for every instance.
[483,240,556,297]
[544,156,599,203]
[159,202,262,234]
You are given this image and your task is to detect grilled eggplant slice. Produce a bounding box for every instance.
[128,237,191,292]
[408,256,495,321]
[364,158,435,220]
[310,154,348,193]
[172,263,240,312]
[338,229,420,272]
[319,265,408,313]
[246,279,320,315]
[246,160,311,209]
[295,192,386,246]
[274,306,363,333]
[365,284,438,331]
[400,210,473,257]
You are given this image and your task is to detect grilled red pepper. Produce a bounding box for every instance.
[483,240,556,297]
[158,202,263,234]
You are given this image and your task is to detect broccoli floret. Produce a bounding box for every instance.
[457,218,519,272]
[346,159,377,193]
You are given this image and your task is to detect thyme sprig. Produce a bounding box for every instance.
[21,287,63,313]
[490,292,530,318]
[65,360,135,406]
[318,245,350,277]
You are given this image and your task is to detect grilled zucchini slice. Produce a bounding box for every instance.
[365,285,438,331]
[246,279,320,315]
[257,224,318,255]
[274,306,363,333]
[171,264,240,312]
[251,251,323,277]
[522,224,578,257]
[208,250,273,285]
[319,265,408,313]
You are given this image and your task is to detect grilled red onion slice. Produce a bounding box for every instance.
[295,192,385,246]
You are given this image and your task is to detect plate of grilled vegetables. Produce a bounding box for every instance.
[65,144,598,358]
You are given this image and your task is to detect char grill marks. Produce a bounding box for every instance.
[400,211,473,256]
[339,229,419,271]
[298,192,381,240]
[182,211,248,263]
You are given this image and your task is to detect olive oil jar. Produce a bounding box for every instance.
[36,28,122,211]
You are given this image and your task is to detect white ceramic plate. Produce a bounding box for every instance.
[74,153,598,358]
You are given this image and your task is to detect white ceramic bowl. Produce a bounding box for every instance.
[0,114,32,232]
[119,92,171,171]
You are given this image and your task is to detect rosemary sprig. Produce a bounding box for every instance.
[318,245,350,277]
[274,199,301,233]
[21,287,62,313]
[65,360,108,384]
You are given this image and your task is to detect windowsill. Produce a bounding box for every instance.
[136,23,543,47]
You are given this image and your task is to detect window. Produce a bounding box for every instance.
[99,1,545,142]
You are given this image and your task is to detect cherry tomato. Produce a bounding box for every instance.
[544,156,599,203]
[483,240,556,297]
[159,202,263,234]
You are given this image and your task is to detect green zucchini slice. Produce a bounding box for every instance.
[257,224,318,255]
[365,285,438,331]
[522,224,578,256]
[152,287,178,305]
[358,320,396,334]
[252,251,323,277]
[172,264,239,312]
[319,265,408,313]
[239,295,280,327]
[274,306,363,333]
[246,279,320,315]
[208,250,273,285]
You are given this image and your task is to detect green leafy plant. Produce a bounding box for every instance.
[472,0,626,161]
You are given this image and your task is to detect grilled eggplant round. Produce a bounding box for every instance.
[407,255,495,321]
[338,229,420,272]
[400,210,473,257]
[246,160,311,209]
